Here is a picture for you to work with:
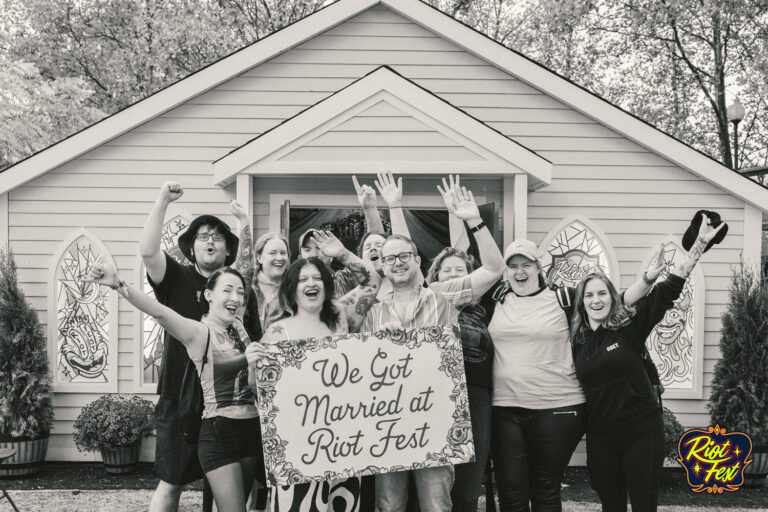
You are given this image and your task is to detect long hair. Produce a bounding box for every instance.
[570,272,635,346]
[253,232,290,275]
[279,257,339,331]
[425,247,477,285]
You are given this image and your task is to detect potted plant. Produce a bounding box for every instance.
[73,394,154,474]
[708,262,768,486]
[0,247,54,477]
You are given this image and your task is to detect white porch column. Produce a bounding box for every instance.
[743,203,762,268]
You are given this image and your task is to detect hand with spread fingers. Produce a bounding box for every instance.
[375,170,403,208]
[438,174,480,221]
[645,244,667,283]
[311,230,347,260]
[352,175,378,210]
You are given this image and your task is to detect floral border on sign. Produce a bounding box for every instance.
[252,323,474,486]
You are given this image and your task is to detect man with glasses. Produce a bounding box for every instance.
[361,176,506,512]
[141,182,253,512]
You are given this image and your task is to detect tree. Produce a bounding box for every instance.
[429,0,768,171]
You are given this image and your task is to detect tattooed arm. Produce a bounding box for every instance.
[672,213,726,278]
[230,200,254,320]
[311,230,382,331]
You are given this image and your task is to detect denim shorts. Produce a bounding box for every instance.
[197,416,262,474]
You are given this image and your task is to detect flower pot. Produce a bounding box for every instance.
[100,441,142,475]
[0,435,49,478]
[744,445,768,488]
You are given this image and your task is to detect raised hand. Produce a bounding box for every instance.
[439,175,480,221]
[352,175,378,209]
[645,243,666,282]
[311,230,347,259]
[375,171,403,208]
[229,200,249,223]
[160,181,183,203]
[697,213,727,244]
[83,260,121,289]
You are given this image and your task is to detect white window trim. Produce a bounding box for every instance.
[133,210,193,394]
[638,236,705,400]
[48,228,118,393]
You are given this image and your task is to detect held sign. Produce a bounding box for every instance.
[252,324,474,487]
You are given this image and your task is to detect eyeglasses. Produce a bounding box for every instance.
[195,232,226,242]
[382,251,414,266]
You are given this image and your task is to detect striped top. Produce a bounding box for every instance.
[361,275,473,330]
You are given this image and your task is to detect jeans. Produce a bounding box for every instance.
[451,385,492,512]
[586,413,664,512]
[492,404,586,512]
[375,466,454,512]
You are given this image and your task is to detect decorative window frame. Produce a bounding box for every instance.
[638,236,705,400]
[48,228,118,393]
[133,210,193,394]
[538,216,621,287]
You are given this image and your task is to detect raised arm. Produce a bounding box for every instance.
[353,175,385,235]
[375,171,410,238]
[438,175,505,298]
[86,261,206,348]
[312,230,381,332]
[140,182,184,284]
[672,213,726,279]
[230,200,253,293]
[623,243,665,306]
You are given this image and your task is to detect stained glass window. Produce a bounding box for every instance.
[645,242,697,391]
[142,217,189,386]
[541,220,611,288]
[56,237,111,385]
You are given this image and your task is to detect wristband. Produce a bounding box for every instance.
[642,271,654,286]
[109,279,127,291]
[469,221,486,233]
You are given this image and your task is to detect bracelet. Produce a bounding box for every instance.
[109,279,127,291]
[469,221,486,233]
[642,271,654,286]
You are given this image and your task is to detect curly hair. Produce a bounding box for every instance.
[570,272,635,346]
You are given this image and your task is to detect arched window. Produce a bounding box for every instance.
[50,229,117,392]
[135,215,190,392]
[539,217,619,288]
[641,238,705,399]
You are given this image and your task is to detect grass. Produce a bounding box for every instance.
[1,463,765,511]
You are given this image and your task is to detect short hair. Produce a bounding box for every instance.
[253,232,290,274]
[425,247,476,284]
[357,231,387,257]
[279,258,339,331]
[382,234,418,257]
[200,267,247,315]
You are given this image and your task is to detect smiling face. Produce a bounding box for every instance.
[437,255,470,282]
[295,263,326,314]
[258,238,289,280]
[583,277,612,328]
[192,224,229,273]
[361,233,386,274]
[381,238,421,288]
[204,272,245,326]
[506,255,541,296]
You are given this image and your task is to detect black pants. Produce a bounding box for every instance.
[586,413,664,512]
[492,404,586,512]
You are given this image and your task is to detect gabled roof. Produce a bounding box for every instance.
[1,0,767,211]
[213,66,551,187]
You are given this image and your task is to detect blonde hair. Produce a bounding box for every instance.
[253,232,290,275]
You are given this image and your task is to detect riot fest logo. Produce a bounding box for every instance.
[677,425,753,493]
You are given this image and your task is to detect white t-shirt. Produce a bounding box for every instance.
[488,287,585,409]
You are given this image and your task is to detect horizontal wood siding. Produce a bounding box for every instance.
[8,4,744,461]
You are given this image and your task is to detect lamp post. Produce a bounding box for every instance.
[727,97,745,170]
